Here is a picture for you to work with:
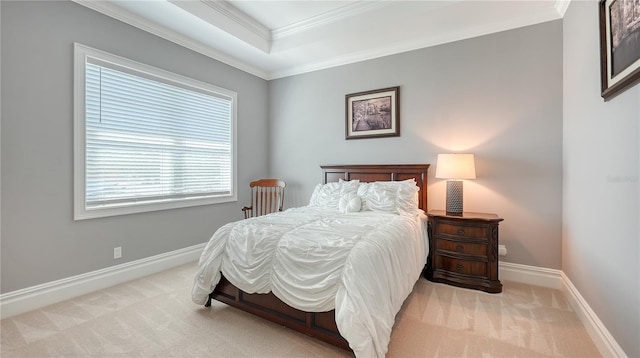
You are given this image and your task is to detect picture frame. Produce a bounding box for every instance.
[345,86,399,139]
[599,0,640,101]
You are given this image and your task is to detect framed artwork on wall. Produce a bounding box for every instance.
[599,0,640,101]
[345,86,399,139]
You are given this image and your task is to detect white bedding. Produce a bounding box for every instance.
[192,206,428,357]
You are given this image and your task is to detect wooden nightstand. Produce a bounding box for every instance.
[424,210,503,293]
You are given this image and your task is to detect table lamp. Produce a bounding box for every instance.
[435,153,476,215]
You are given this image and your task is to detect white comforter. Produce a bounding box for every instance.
[192,206,428,357]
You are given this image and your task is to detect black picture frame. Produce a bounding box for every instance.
[345,86,399,139]
[599,0,640,101]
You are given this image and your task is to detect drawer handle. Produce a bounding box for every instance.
[456,264,464,272]
[457,228,465,235]
[456,245,464,253]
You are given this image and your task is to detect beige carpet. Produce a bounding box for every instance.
[1,262,601,357]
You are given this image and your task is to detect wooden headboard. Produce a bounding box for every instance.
[321,164,430,211]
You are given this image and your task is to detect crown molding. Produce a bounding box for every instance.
[271,1,392,40]
[72,0,269,79]
[554,0,571,17]
[201,0,270,41]
[269,9,563,80]
[168,0,271,53]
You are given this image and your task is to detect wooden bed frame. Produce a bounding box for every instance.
[204,164,430,351]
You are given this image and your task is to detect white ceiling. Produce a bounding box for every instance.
[74,0,570,80]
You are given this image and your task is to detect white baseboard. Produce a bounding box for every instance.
[0,249,626,357]
[0,243,205,319]
[500,261,625,357]
[500,261,563,289]
[560,272,627,358]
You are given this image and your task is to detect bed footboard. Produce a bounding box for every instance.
[207,275,350,351]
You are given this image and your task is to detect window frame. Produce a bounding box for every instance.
[73,43,237,220]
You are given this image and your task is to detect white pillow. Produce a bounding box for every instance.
[361,179,419,214]
[357,182,371,211]
[309,183,322,205]
[338,192,362,213]
[366,182,398,213]
[395,179,420,213]
[339,179,360,196]
[309,182,340,207]
[309,180,360,209]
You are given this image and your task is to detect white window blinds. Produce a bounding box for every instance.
[74,44,237,220]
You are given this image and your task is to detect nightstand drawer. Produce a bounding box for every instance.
[436,239,487,256]
[435,256,487,277]
[425,211,503,293]
[435,222,488,239]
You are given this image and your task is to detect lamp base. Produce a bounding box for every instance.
[445,180,463,216]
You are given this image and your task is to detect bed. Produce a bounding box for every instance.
[192,164,430,357]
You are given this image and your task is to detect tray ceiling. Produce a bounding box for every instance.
[73,0,569,80]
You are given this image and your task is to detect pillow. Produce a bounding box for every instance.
[338,192,361,213]
[309,182,340,207]
[360,179,419,214]
[395,179,420,213]
[338,178,360,196]
[357,182,371,211]
[309,180,360,208]
[366,182,398,213]
[309,183,322,205]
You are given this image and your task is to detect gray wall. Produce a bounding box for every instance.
[269,20,563,269]
[563,2,639,357]
[0,1,269,293]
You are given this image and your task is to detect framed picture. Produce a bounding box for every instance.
[345,86,399,139]
[599,0,640,100]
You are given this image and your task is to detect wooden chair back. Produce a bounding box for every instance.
[242,179,286,219]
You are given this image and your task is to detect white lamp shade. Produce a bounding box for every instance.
[435,154,476,179]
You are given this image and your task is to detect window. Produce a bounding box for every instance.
[74,43,237,220]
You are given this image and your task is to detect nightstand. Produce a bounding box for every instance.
[424,210,503,293]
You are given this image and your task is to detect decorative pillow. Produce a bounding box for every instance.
[338,192,362,213]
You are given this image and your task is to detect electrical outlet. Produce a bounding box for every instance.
[114,247,122,259]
